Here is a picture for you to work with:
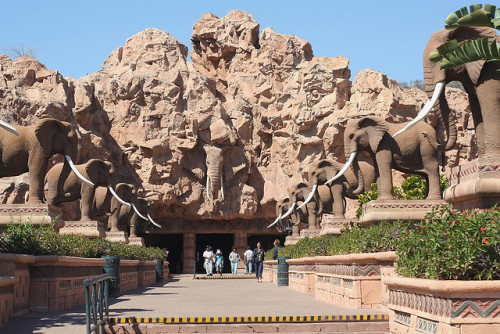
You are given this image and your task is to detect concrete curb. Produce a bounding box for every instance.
[109,314,388,324]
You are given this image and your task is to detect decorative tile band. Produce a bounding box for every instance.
[394,311,411,326]
[317,264,380,277]
[416,317,438,334]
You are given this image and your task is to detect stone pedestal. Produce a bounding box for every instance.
[284,235,300,246]
[128,237,145,246]
[0,204,64,231]
[105,231,129,244]
[444,158,500,209]
[320,214,353,236]
[299,228,321,239]
[59,220,106,239]
[359,199,446,225]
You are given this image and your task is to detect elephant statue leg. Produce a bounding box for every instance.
[80,184,94,221]
[375,150,394,200]
[305,202,319,229]
[28,158,48,204]
[331,183,345,218]
[476,68,500,158]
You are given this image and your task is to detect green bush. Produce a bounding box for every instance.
[396,205,500,280]
[0,222,166,261]
[271,221,411,260]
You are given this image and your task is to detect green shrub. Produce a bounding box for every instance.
[396,205,500,280]
[0,221,166,261]
[273,221,411,259]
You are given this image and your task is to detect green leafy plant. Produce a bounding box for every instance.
[431,4,500,70]
[396,205,500,280]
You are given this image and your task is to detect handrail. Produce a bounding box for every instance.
[84,274,110,334]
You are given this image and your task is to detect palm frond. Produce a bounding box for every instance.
[445,4,500,29]
[430,37,500,69]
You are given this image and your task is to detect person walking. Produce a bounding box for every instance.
[272,239,280,260]
[243,246,254,274]
[203,246,214,276]
[215,249,224,276]
[229,247,240,275]
[254,242,265,282]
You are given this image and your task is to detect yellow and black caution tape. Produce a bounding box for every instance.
[109,314,388,325]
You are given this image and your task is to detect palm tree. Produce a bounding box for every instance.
[430,4,500,69]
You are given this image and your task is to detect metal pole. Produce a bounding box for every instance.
[193,252,198,279]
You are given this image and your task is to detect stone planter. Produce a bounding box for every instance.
[287,257,316,293]
[0,253,36,317]
[137,261,156,288]
[386,276,500,334]
[0,276,18,328]
[315,252,396,309]
[29,256,105,312]
[119,260,139,293]
[263,260,277,283]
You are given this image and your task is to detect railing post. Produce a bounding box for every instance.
[85,274,110,334]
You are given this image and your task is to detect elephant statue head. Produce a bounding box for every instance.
[45,159,116,220]
[0,118,88,204]
[270,198,302,236]
[182,143,248,207]
[395,26,498,158]
[108,183,136,232]
[0,119,19,136]
[287,182,320,229]
[129,197,160,237]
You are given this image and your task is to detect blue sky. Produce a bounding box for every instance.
[0,1,483,81]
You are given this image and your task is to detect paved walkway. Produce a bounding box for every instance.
[1,274,385,333]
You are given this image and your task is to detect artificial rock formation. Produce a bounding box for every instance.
[0,10,475,221]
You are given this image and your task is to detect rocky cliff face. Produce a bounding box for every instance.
[0,10,475,220]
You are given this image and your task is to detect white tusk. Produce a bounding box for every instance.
[325,152,357,185]
[220,176,224,201]
[107,185,131,207]
[0,120,19,136]
[132,203,148,220]
[206,175,211,200]
[393,81,445,137]
[147,213,161,228]
[65,155,95,188]
[281,202,296,219]
[297,184,317,210]
[267,214,282,228]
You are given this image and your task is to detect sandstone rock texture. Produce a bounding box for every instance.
[0,10,475,220]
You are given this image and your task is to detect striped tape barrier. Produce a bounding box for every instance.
[109,314,388,325]
[194,275,256,280]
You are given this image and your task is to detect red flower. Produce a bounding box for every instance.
[480,227,486,232]
[492,221,495,225]
[483,238,489,245]
[445,232,449,235]
[451,220,456,227]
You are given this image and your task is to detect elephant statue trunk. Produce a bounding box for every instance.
[422,91,458,151]
[203,145,225,202]
[325,151,357,185]
[349,157,365,196]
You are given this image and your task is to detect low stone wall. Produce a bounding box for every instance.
[287,257,316,293]
[137,261,156,288]
[262,260,277,284]
[314,252,396,309]
[386,276,500,334]
[29,256,105,312]
[120,260,139,293]
[0,254,36,317]
[0,276,17,328]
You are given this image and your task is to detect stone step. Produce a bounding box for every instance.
[106,315,389,333]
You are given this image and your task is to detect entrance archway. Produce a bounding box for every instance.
[145,234,184,274]
[195,234,234,274]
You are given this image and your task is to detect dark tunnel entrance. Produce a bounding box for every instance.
[195,233,234,274]
[145,234,184,274]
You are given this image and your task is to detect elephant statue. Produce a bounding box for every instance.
[182,144,248,205]
[288,181,331,230]
[270,198,306,237]
[129,197,160,238]
[0,120,19,136]
[335,116,455,201]
[299,159,377,218]
[45,159,123,221]
[92,182,135,231]
[0,118,92,204]
[395,26,500,159]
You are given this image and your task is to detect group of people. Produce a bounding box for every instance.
[202,240,281,283]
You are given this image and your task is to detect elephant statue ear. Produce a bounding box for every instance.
[223,146,248,183]
[35,118,62,157]
[181,146,207,181]
[358,117,388,153]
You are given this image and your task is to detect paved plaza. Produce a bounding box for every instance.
[1,274,386,333]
